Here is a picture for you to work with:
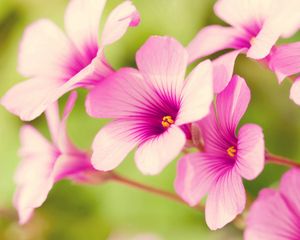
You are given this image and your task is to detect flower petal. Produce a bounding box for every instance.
[216,75,250,133]
[197,105,228,153]
[236,124,265,180]
[245,1,300,59]
[1,78,62,121]
[57,92,78,152]
[279,168,300,217]
[91,120,140,171]
[14,125,56,224]
[176,60,213,125]
[213,49,244,93]
[205,169,246,230]
[45,101,60,145]
[86,67,154,119]
[214,0,300,59]
[278,0,300,38]
[136,36,187,99]
[187,25,239,63]
[214,0,274,28]
[246,20,282,59]
[245,189,300,240]
[64,0,105,54]
[18,19,73,79]
[290,78,300,106]
[52,153,92,182]
[268,43,300,81]
[135,126,185,175]
[101,0,140,46]
[2,61,95,121]
[175,153,223,206]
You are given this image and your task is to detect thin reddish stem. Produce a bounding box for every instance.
[266,152,300,168]
[109,172,204,212]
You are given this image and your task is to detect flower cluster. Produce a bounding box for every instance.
[1,0,300,238]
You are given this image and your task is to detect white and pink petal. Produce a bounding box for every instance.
[197,105,226,153]
[18,19,73,79]
[214,0,275,28]
[175,153,224,206]
[52,153,92,182]
[279,168,300,217]
[205,169,246,230]
[101,0,140,46]
[290,78,300,106]
[187,25,239,63]
[135,126,185,175]
[216,75,250,133]
[91,119,140,171]
[268,43,300,80]
[212,49,244,93]
[45,101,60,145]
[236,124,265,180]
[56,92,78,153]
[246,20,282,59]
[136,36,188,99]
[1,78,62,121]
[176,60,213,125]
[86,67,153,119]
[64,0,105,54]
[245,189,300,240]
[14,125,57,224]
[2,60,98,122]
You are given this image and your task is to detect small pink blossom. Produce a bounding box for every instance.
[175,75,264,230]
[245,168,300,240]
[187,0,300,93]
[1,0,139,121]
[14,92,96,224]
[86,36,213,175]
[267,42,300,105]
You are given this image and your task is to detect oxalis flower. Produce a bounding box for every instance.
[187,0,300,93]
[267,42,300,105]
[175,75,265,230]
[14,92,99,224]
[1,0,139,121]
[245,168,300,240]
[86,36,213,175]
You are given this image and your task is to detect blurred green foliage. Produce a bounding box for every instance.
[0,0,300,239]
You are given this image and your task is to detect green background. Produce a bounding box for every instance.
[0,0,300,239]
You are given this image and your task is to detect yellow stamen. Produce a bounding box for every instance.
[161,115,174,128]
[227,146,237,158]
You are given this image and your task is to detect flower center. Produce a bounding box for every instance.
[227,146,237,158]
[161,115,174,128]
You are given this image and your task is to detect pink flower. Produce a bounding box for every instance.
[245,168,300,240]
[14,92,96,224]
[86,36,213,175]
[1,0,139,121]
[187,0,300,93]
[267,42,300,105]
[175,75,264,230]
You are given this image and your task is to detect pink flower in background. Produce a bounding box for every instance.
[187,0,300,93]
[14,92,96,224]
[245,168,300,240]
[267,42,300,105]
[86,36,213,175]
[1,0,139,121]
[175,75,264,230]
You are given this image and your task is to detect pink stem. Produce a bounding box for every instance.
[109,172,204,212]
[266,152,300,168]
